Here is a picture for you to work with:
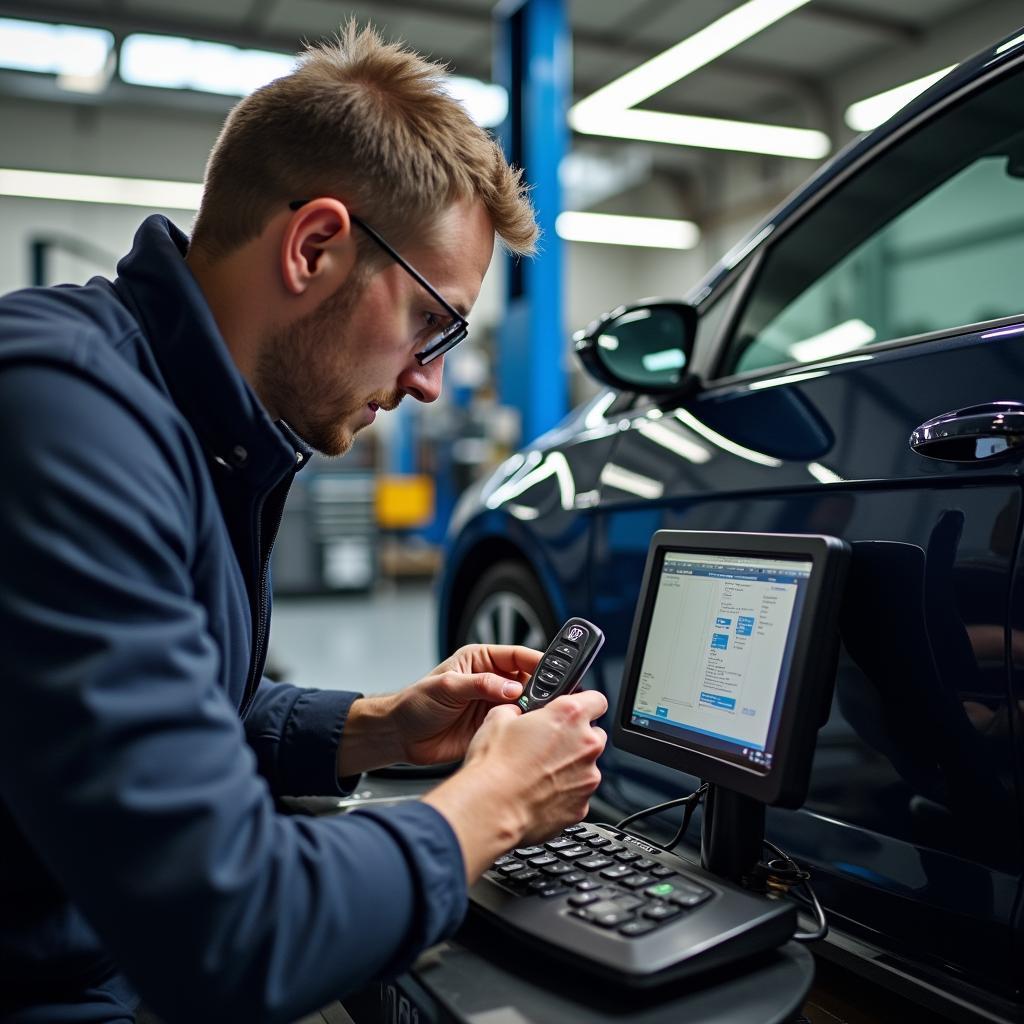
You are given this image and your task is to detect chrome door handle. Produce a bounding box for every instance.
[910,401,1024,462]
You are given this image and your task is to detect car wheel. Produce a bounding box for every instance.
[454,561,557,651]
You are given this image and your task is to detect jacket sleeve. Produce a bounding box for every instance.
[0,364,467,1023]
[245,677,364,796]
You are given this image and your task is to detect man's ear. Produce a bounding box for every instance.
[280,198,358,297]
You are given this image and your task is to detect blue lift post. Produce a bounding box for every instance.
[494,0,570,446]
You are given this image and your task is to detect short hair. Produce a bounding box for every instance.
[190,22,537,262]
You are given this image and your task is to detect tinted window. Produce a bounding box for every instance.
[723,65,1024,376]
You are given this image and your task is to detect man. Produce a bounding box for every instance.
[0,24,608,1024]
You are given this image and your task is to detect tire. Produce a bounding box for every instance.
[453,560,558,651]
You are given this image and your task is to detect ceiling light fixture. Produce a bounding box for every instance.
[118,33,507,127]
[844,66,955,133]
[0,16,113,87]
[120,34,294,97]
[0,168,203,210]
[556,211,700,249]
[569,0,830,159]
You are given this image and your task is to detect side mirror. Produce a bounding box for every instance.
[573,299,698,395]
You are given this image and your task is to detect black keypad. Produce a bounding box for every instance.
[483,823,717,941]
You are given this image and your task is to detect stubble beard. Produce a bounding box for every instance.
[253,280,400,457]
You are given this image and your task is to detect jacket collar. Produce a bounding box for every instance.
[112,215,313,488]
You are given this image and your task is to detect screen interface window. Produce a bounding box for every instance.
[630,551,812,772]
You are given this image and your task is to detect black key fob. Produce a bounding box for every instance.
[517,617,605,712]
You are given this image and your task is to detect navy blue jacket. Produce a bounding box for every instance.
[0,217,466,1023]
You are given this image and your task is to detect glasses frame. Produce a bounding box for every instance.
[288,199,469,364]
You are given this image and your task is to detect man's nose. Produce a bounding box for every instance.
[399,354,445,403]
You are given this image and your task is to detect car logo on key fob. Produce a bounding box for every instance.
[567,626,584,642]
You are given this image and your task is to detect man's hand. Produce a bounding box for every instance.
[389,644,542,766]
[335,644,541,777]
[423,689,609,881]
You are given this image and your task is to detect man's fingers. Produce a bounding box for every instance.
[465,644,543,676]
[444,671,523,704]
[486,701,522,722]
[561,688,609,722]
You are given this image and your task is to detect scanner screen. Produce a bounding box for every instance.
[628,551,812,774]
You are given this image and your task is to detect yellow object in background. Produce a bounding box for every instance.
[375,475,435,529]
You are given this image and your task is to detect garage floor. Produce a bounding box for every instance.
[268,581,437,695]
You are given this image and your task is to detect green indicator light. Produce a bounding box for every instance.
[651,883,675,896]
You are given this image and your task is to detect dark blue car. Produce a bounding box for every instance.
[438,25,1024,1022]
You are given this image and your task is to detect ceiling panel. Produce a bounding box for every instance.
[738,11,887,75]
[121,0,254,25]
[621,0,749,50]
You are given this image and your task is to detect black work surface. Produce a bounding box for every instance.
[344,928,813,1024]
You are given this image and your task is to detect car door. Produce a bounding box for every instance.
[589,55,1024,1008]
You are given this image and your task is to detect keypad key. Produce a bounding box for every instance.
[599,865,635,881]
[556,846,589,861]
[538,886,566,898]
[578,856,613,871]
[643,902,681,921]
[562,871,586,884]
[650,865,676,878]
[615,850,641,863]
[635,858,658,871]
[575,879,601,892]
[580,900,633,927]
[529,853,558,867]
[545,656,571,673]
[545,838,577,851]
[568,891,600,907]
[538,669,562,686]
[604,844,626,855]
[494,854,514,866]
[669,889,712,908]
[562,824,586,834]
[528,878,554,891]
[587,836,612,848]
[498,861,527,875]
[553,643,577,659]
[575,829,596,842]
[620,919,659,937]
[513,869,540,884]
[645,880,690,900]
[542,862,573,876]
[514,846,544,858]
[620,873,654,890]
[613,894,645,911]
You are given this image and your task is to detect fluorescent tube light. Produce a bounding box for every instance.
[574,0,812,115]
[844,66,955,132]
[569,0,828,159]
[0,169,202,210]
[570,107,829,159]
[556,211,699,249]
[444,75,508,128]
[789,318,876,362]
[0,17,113,79]
[119,33,506,127]
[121,34,294,97]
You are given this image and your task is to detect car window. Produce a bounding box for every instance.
[722,64,1024,377]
